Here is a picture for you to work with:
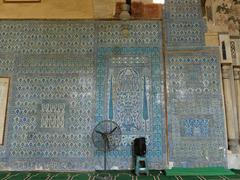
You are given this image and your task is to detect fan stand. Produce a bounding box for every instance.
[92,120,121,180]
[104,138,107,171]
[95,137,112,180]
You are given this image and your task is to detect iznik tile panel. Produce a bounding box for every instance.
[167,49,227,167]
[95,21,166,169]
[0,21,94,55]
[0,20,166,171]
[165,0,205,50]
[165,0,202,20]
[96,47,165,169]
[165,20,205,49]
[96,22,161,47]
[8,55,97,170]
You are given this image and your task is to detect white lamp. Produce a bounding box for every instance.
[153,0,165,4]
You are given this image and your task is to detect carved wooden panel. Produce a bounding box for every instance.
[0,77,10,145]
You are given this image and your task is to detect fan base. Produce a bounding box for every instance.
[94,176,112,180]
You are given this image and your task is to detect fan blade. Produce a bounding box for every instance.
[109,127,117,134]
[95,130,104,135]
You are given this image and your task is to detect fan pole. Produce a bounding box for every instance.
[104,140,107,171]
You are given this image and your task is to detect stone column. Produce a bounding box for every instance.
[234,66,240,144]
[222,64,239,153]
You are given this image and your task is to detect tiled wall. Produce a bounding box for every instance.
[0,0,228,169]
[167,50,227,167]
[165,0,227,167]
[0,20,166,171]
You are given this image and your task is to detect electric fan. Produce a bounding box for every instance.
[92,120,122,171]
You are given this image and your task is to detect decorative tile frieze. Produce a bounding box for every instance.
[181,119,210,137]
